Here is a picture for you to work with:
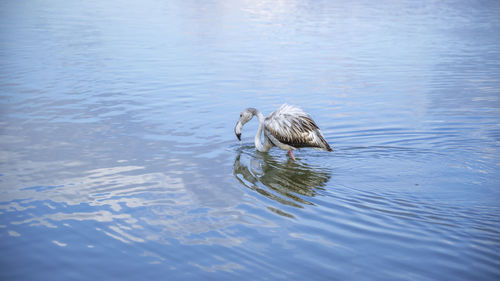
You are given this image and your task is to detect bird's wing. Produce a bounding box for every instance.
[265,104,332,151]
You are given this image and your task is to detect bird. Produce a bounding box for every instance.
[234,104,333,160]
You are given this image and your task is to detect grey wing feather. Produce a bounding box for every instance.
[265,104,332,151]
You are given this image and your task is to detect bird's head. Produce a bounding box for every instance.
[234,108,256,141]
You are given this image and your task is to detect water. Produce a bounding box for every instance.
[1,0,500,280]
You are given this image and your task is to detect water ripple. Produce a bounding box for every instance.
[1,0,500,280]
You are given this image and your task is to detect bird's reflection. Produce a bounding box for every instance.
[233,149,332,216]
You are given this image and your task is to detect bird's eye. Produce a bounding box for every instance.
[240,114,242,117]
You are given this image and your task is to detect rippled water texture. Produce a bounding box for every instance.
[1,0,500,280]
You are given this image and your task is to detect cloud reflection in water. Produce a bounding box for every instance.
[2,163,220,245]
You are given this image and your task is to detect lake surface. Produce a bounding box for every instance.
[1,0,500,280]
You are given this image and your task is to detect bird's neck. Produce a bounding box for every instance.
[254,111,266,152]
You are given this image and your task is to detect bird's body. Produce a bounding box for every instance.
[234,104,332,159]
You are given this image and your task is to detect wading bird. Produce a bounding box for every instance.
[234,104,333,160]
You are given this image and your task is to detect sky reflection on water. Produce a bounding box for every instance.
[1,0,500,280]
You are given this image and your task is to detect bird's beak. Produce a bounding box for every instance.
[234,121,242,141]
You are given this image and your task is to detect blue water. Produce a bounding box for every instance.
[1,0,500,280]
